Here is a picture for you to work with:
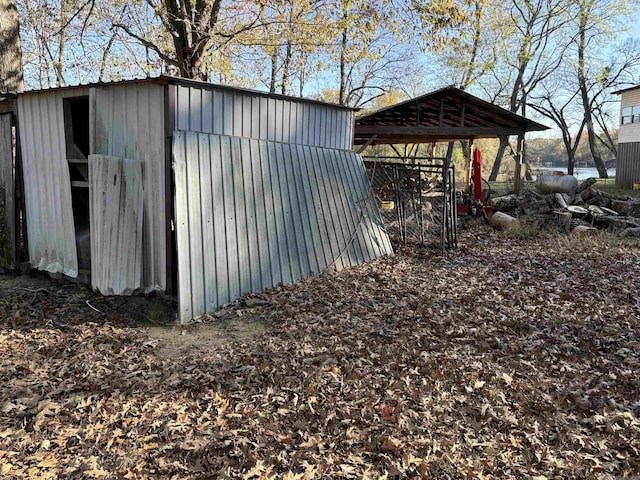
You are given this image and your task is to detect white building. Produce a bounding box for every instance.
[615,84,640,187]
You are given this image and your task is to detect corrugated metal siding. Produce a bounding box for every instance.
[89,155,144,295]
[0,114,15,269]
[173,131,392,323]
[616,142,640,187]
[174,85,354,150]
[17,89,88,277]
[92,84,166,291]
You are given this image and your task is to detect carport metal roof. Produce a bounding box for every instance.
[353,86,548,146]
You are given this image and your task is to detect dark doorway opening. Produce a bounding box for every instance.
[63,96,91,271]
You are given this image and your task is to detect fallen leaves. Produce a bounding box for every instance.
[0,228,639,478]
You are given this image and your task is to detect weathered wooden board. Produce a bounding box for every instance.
[89,155,144,295]
[173,131,392,323]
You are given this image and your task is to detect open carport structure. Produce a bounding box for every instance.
[353,86,548,250]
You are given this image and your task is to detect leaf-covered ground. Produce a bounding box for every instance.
[1,228,639,479]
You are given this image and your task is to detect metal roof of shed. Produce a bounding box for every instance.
[353,86,548,145]
[8,75,355,111]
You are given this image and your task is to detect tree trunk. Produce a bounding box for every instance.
[489,136,509,181]
[460,0,483,90]
[577,1,608,178]
[269,48,278,93]
[339,27,347,105]
[281,39,292,95]
[567,150,575,176]
[0,0,24,92]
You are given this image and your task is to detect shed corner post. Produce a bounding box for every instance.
[164,83,177,298]
[1,105,28,271]
[14,110,28,269]
[89,87,96,155]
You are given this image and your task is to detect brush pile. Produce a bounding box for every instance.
[488,178,640,237]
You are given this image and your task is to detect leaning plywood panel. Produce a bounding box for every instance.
[92,83,166,292]
[89,155,144,295]
[17,93,78,277]
[0,114,15,269]
[173,131,392,323]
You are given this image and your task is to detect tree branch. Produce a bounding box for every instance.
[112,23,179,67]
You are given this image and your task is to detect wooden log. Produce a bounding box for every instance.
[554,193,568,209]
[619,227,640,238]
[576,177,597,194]
[568,205,589,216]
[582,189,612,208]
[592,215,640,231]
[488,194,519,212]
[489,211,518,229]
[610,200,640,218]
[553,210,572,232]
[571,225,598,235]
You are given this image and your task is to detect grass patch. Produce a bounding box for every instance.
[594,180,640,199]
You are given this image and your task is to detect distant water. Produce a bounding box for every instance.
[536,167,616,181]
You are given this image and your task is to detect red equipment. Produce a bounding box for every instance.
[457,146,493,218]
[472,147,483,201]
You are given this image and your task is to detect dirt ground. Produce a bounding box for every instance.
[0,227,639,479]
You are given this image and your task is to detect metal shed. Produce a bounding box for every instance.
[0,76,392,323]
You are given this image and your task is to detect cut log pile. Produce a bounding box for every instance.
[487,177,640,237]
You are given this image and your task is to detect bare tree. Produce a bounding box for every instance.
[529,84,585,175]
[487,0,568,181]
[114,0,263,80]
[574,0,640,177]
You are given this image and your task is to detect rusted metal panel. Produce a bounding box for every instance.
[92,83,166,292]
[0,114,15,269]
[174,85,354,150]
[173,131,392,323]
[17,91,80,277]
[616,142,640,187]
[89,155,144,295]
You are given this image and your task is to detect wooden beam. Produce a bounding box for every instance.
[355,134,378,154]
[390,144,404,158]
[354,125,527,137]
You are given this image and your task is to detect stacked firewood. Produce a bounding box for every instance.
[487,178,640,237]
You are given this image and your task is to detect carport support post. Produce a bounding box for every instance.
[463,140,473,195]
[514,135,524,194]
[442,142,455,254]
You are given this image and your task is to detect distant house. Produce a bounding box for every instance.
[614,84,640,187]
[0,76,392,323]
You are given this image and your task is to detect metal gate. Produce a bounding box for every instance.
[364,157,457,252]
